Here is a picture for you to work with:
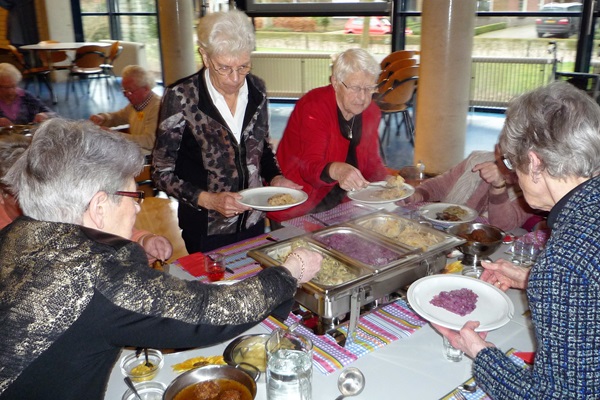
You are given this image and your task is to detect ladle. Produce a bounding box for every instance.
[334,367,365,400]
[123,377,143,400]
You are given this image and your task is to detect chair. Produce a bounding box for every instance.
[135,163,156,198]
[374,66,419,160]
[100,41,122,79]
[380,50,418,71]
[377,58,418,90]
[37,40,71,72]
[66,45,112,102]
[0,44,57,103]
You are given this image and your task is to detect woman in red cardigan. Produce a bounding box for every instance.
[269,48,393,222]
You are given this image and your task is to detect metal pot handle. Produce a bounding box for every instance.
[235,362,261,382]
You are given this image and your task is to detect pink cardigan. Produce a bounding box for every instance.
[269,85,388,222]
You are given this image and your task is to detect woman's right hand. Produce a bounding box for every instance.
[328,162,369,192]
[199,191,250,218]
[282,247,322,283]
[480,259,530,291]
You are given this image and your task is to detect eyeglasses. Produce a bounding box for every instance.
[114,190,145,205]
[208,58,251,76]
[341,81,378,95]
[122,87,141,96]
[501,155,514,171]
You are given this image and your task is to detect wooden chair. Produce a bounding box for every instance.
[135,162,157,198]
[37,40,71,72]
[380,50,417,71]
[375,66,419,159]
[377,58,418,90]
[100,41,122,79]
[0,44,57,102]
[65,45,111,102]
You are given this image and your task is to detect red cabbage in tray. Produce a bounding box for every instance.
[430,288,478,316]
[316,232,400,267]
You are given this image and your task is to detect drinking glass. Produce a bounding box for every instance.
[442,336,463,362]
[511,240,535,267]
[266,328,313,400]
[205,253,226,282]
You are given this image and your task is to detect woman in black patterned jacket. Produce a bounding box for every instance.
[435,81,600,398]
[152,10,300,253]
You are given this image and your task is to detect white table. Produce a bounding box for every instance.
[103,239,535,400]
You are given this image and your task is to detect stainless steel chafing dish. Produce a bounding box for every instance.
[248,211,465,340]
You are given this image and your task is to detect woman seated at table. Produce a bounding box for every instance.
[435,81,600,398]
[403,149,536,231]
[268,48,393,223]
[0,118,321,399]
[0,133,172,264]
[152,10,300,253]
[0,63,54,127]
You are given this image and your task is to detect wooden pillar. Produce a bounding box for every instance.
[414,0,477,174]
[157,0,197,86]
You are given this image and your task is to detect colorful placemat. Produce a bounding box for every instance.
[260,298,428,375]
[440,348,531,400]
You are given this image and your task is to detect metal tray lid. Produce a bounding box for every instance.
[247,238,374,292]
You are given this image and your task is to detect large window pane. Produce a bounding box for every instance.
[80,0,108,13]
[116,0,156,13]
[82,15,111,41]
[119,15,161,79]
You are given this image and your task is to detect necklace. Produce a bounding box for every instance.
[346,116,356,139]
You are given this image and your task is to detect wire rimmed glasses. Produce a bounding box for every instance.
[341,81,378,95]
[208,58,251,76]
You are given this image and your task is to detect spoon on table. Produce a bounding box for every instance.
[334,367,365,400]
[124,377,143,400]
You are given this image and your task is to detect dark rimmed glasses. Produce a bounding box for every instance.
[208,57,251,76]
[341,81,378,95]
[501,155,514,171]
[114,190,145,205]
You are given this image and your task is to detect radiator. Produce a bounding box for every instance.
[251,52,332,98]
[470,57,554,108]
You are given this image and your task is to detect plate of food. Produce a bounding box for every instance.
[237,187,308,211]
[419,203,478,227]
[407,274,514,332]
[348,182,415,204]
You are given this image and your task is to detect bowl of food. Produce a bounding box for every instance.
[121,381,166,400]
[120,349,164,383]
[223,334,269,373]
[163,364,258,400]
[447,222,505,259]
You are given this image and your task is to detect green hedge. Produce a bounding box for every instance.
[475,22,507,36]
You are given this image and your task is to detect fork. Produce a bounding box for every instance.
[454,390,468,400]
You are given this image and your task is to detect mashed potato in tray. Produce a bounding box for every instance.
[361,218,441,249]
[269,240,357,286]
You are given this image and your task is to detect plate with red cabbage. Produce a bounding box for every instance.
[407,274,514,332]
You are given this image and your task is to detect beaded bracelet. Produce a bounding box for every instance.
[286,251,305,283]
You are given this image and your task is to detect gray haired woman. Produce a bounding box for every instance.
[0,118,321,399]
[0,62,53,127]
[269,47,391,223]
[434,81,600,398]
[152,10,300,253]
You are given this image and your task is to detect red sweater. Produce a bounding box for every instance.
[269,85,388,222]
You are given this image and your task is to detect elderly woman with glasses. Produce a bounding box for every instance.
[268,48,393,223]
[152,10,300,253]
[0,118,321,399]
[0,63,54,127]
[434,81,600,398]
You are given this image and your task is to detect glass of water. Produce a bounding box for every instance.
[266,327,313,400]
[442,335,463,362]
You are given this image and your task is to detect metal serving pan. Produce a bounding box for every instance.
[310,225,416,273]
[350,211,456,252]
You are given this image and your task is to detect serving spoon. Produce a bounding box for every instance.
[334,367,365,400]
[123,377,143,400]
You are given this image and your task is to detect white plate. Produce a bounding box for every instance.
[237,187,308,211]
[418,203,478,227]
[407,274,514,332]
[347,182,415,204]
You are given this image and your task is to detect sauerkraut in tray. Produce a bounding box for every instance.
[356,215,444,250]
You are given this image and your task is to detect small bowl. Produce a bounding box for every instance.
[120,349,164,383]
[121,381,166,400]
[447,222,505,258]
[223,334,269,372]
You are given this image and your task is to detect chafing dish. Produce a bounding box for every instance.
[248,211,464,339]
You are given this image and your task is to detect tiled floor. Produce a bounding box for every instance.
[36,79,504,171]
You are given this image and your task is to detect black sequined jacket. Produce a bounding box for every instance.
[0,217,296,399]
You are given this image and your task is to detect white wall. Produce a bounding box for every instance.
[44,0,75,42]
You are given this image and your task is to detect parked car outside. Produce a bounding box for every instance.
[344,17,392,35]
[535,2,582,38]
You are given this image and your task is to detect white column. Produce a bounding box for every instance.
[157,0,197,86]
[414,0,477,174]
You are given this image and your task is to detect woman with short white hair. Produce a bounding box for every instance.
[0,62,54,127]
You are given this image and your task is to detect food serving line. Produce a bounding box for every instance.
[104,201,535,400]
